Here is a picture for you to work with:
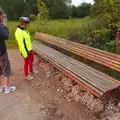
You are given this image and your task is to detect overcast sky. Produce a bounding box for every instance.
[72,0,94,6]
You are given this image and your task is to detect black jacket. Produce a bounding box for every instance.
[0,22,9,55]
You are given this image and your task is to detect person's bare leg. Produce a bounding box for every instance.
[4,77,9,89]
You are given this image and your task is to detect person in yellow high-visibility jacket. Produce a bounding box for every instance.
[15,17,38,80]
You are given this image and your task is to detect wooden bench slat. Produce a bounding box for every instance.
[35,32,120,61]
[33,42,117,89]
[68,59,119,86]
[33,42,120,96]
[44,35,120,65]
[34,48,103,97]
[45,47,118,90]
[35,34,120,72]
[49,34,120,61]
[69,58,120,85]
[33,44,104,97]
[46,46,117,86]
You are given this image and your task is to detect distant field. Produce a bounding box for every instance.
[6,17,91,48]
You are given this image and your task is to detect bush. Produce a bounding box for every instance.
[68,24,90,44]
[90,29,112,49]
[29,14,37,21]
[67,18,116,52]
[67,18,104,44]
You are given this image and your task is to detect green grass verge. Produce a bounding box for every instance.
[7,17,91,48]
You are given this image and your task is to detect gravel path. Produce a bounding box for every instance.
[0,50,94,120]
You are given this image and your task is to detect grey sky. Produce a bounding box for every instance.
[72,0,94,6]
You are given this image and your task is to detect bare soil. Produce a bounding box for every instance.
[0,50,94,120]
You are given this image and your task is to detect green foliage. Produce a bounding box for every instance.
[91,29,112,49]
[92,0,120,53]
[23,0,37,16]
[36,0,49,31]
[92,0,120,32]
[0,0,25,20]
[93,0,120,23]
[67,18,116,52]
[0,0,91,20]
[71,3,92,18]
[29,14,37,21]
[68,18,105,43]
[7,17,91,48]
[0,0,37,20]
[103,40,116,53]
[6,17,116,53]
[43,0,72,19]
[77,3,92,18]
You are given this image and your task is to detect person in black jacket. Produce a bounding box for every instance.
[0,10,16,93]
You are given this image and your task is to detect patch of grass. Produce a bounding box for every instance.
[7,17,91,48]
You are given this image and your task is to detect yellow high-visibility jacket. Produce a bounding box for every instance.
[15,27,32,58]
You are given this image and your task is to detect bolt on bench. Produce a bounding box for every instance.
[33,32,120,98]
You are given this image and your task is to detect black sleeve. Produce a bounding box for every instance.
[0,25,9,40]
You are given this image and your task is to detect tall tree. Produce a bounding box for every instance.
[0,0,25,20]
[77,3,92,18]
[0,0,72,20]
[92,0,120,25]
[71,5,77,18]
[24,0,37,16]
[92,0,120,53]
[43,0,72,19]
[71,3,92,18]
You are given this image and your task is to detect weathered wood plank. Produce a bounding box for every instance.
[35,32,120,60]
[35,34,120,73]
[33,42,120,95]
[47,33,120,60]
[35,34,120,85]
[42,47,117,89]
[34,33,120,73]
[33,44,104,97]
[33,42,117,88]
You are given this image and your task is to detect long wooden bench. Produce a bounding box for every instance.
[34,32,120,73]
[33,41,120,98]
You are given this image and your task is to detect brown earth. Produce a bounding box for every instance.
[0,50,94,120]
